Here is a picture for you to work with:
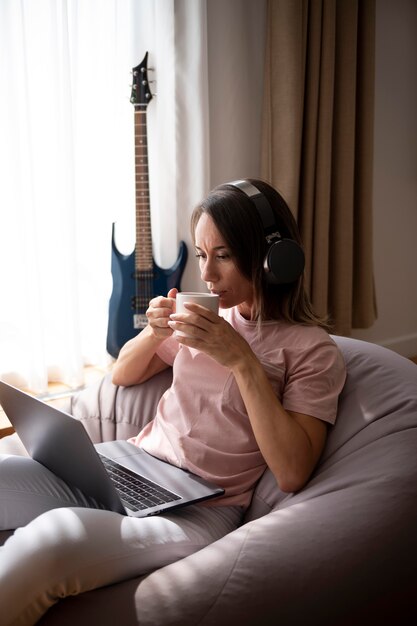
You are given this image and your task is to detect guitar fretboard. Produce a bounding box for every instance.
[135,108,152,271]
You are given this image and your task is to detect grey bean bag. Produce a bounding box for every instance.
[1,336,416,625]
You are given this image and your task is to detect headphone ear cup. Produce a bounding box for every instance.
[264,239,305,284]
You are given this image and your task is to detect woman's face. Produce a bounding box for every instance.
[194,213,254,319]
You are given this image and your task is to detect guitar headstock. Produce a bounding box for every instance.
[131,52,153,109]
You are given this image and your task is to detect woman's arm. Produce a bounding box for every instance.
[169,304,331,493]
[112,289,177,387]
[231,354,328,493]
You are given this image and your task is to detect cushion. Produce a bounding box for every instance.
[247,336,417,519]
[67,368,173,443]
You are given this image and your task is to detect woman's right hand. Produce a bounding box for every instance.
[146,287,178,339]
[112,287,177,387]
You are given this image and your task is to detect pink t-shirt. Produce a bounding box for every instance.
[130,307,346,508]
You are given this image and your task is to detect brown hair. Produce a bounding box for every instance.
[191,178,330,329]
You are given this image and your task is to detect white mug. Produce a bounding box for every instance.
[175,292,219,315]
[174,292,219,337]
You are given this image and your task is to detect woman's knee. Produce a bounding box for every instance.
[0,508,117,624]
[9,507,94,563]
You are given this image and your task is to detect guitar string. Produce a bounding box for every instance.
[135,109,152,321]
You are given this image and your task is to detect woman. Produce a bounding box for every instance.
[0,179,346,624]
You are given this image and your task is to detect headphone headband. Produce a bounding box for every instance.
[229,180,279,236]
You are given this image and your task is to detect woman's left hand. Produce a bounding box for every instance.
[168,303,253,370]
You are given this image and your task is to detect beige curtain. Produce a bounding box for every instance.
[261,0,377,335]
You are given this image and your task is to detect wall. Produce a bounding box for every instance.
[207,0,267,186]
[352,0,417,357]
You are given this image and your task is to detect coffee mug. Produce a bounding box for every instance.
[175,292,219,315]
[174,292,219,337]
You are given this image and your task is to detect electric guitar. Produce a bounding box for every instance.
[106,52,188,358]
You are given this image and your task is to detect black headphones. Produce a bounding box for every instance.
[229,180,305,284]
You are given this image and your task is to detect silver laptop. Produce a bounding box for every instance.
[0,380,224,517]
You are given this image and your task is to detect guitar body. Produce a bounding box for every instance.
[106,225,187,358]
[106,52,188,359]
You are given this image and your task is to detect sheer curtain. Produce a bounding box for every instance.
[0,0,265,394]
[0,0,147,392]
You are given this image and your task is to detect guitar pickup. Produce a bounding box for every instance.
[131,296,149,309]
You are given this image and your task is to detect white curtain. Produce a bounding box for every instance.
[0,0,140,392]
[0,0,266,394]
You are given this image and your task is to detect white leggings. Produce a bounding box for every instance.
[0,453,243,626]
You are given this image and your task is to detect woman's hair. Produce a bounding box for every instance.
[191,178,330,329]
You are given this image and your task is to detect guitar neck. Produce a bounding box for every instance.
[135,108,152,272]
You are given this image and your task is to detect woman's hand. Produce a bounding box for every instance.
[147,288,177,339]
[111,288,177,387]
[168,303,253,370]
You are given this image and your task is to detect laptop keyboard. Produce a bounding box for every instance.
[99,455,181,512]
